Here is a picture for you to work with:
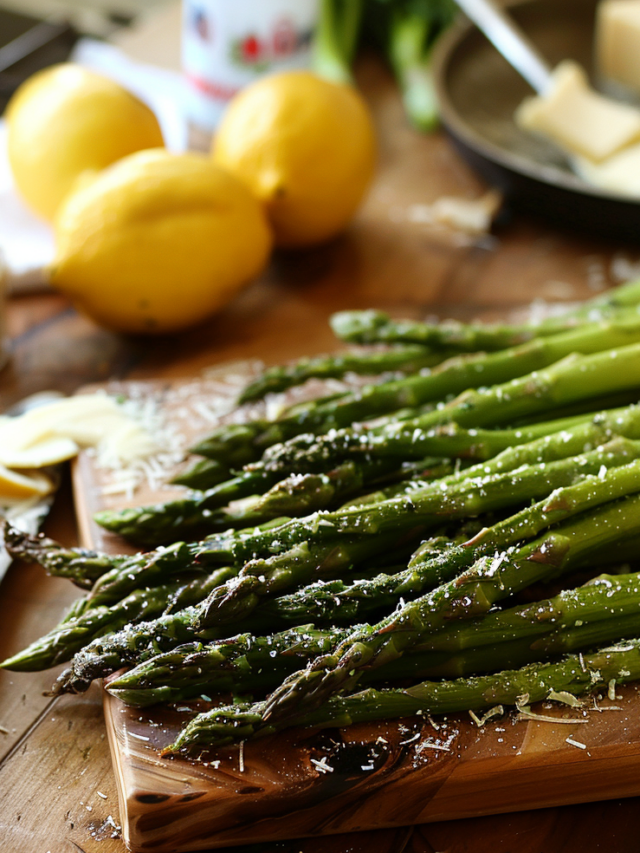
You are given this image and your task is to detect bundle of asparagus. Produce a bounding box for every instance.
[5,281,640,759]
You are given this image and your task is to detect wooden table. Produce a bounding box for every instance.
[2,57,640,852]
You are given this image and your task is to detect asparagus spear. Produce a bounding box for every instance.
[167,638,640,751]
[197,437,640,571]
[95,455,449,547]
[106,572,640,707]
[30,465,640,694]
[367,0,457,133]
[257,458,640,626]
[87,541,208,608]
[189,326,640,467]
[171,458,231,490]
[49,543,444,697]
[93,469,282,546]
[107,624,353,705]
[51,606,209,694]
[3,525,129,589]
[262,493,640,725]
[93,407,595,544]
[329,280,640,348]
[93,395,640,550]
[22,418,640,604]
[255,403,640,477]
[94,393,640,548]
[238,345,444,404]
[313,0,364,84]
[0,566,238,673]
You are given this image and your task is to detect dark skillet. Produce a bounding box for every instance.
[432,0,640,242]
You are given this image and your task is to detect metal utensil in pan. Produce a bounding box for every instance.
[432,0,640,242]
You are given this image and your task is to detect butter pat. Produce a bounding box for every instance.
[597,0,640,93]
[516,60,640,161]
[574,142,640,196]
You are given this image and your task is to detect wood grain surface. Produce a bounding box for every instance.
[3,55,640,852]
[70,374,640,852]
[103,672,640,852]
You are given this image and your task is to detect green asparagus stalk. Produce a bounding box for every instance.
[93,469,281,546]
[106,623,353,705]
[255,403,640,478]
[16,452,640,674]
[93,408,596,544]
[199,524,423,628]
[167,638,640,751]
[106,572,640,707]
[189,325,640,467]
[48,543,440,696]
[329,280,640,348]
[239,345,444,404]
[261,493,640,725]
[3,525,130,589]
[0,566,238,673]
[87,541,207,607]
[95,455,447,547]
[197,437,640,571]
[171,458,231,490]
[424,572,640,654]
[23,414,640,606]
[215,456,454,526]
[313,0,364,84]
[256,458,640,626]
[93,396,640,548]
[94,396,640,552]
[386,2,457,132]
[51,606,208,694]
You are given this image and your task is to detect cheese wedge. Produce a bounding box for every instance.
[574,141,640,195]
[597,0,640,94]
[516,60,640,161]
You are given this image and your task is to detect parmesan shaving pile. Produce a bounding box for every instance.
[0,392,171,506]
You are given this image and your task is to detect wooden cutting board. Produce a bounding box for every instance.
[71,375,640,853]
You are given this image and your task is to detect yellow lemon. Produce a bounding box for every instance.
[212,71,376,248]
[50,149,272,334]
[6,63,164,221]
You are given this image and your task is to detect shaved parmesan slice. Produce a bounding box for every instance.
[0,394,121,453]
[0,465,53,501]
[98,421,159,465]
[58,412,135,446]
[0,436,79,468]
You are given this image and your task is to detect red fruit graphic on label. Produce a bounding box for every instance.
[241,34,263,62]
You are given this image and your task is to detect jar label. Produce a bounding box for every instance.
[182,0,319,130]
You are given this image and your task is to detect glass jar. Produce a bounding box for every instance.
[182,0,319,149]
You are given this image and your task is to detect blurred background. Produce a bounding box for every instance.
[0,0,181,108]
[0,0,165,39]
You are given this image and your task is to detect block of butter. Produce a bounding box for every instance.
[574,142,640,196]
[515,60,640,161]
[597,0,640,94]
